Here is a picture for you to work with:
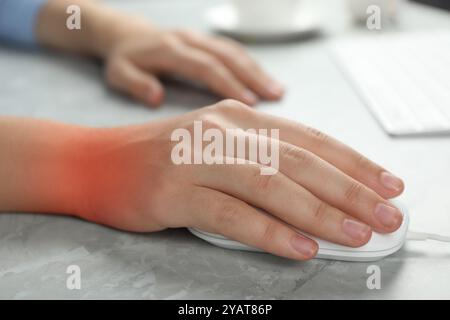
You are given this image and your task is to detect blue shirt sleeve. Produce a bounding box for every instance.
[0,0,48,48]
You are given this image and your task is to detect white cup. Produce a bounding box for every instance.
[231,0,302,31]
[347,0,404,23]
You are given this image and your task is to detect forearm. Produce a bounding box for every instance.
[35,0,152,57]
[0,117,129,219]
[0,117,88,215]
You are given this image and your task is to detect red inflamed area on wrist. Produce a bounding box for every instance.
[58,128,137,222]
[22,126,131,222]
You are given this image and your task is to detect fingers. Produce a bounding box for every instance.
[275,142,403,233]
[226,106,405,199]
[105,58,164,107]
[195,161,373,248]
[175,30,284,100]
[156,45,259,105]
[189,107,402,233]
[189,186,318,260]
[285,123,405,199]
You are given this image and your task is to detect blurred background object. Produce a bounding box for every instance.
[411,0,450,11]
[231,0,301,31]
[205,0,322,42]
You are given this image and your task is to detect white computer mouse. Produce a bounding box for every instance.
[188,201,409,262]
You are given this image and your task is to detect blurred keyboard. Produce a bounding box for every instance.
[333,32,450,136]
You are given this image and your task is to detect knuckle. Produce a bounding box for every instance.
[216,38,256,66]
[312,201,329,225]
[259,221,278,245]
[304,126,330,147]
[218,36,242,49]
[172,28,188,38]
[159,34,181,50]
[197,62,217,81]
[280,145,314,168]
[355,154,370,170]
[355,154,380,175]
[199,56,220,71]
[214,99,251,114]
[175,29,199,41]
[344,182,364,205]
[237,56,260,71]
[218,99,252,115]
[214,199,241,229]
[252,169,276,193]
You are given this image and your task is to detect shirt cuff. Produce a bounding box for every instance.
[0,0,48,48]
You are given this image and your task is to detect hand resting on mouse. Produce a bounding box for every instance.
[0,99,405,261]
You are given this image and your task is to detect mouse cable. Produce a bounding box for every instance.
[407,231,450,243]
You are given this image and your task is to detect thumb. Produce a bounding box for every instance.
[106,58,164,107]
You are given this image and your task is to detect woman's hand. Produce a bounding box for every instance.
[76,100,405,261]
[103,27,284,107]
[36,0,284,107]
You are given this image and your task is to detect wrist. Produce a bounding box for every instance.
[16,121,131,221]
[2,119,148,225]
[64,125,130,222]
[35,0,153,57]
[68,124,157,226]
[90,11,157,58]
[0,118,162,229]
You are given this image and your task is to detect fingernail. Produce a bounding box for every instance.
[342,218,371,241]
[290,234,317,258]
[241,90,258,105]
[380,171,403,192]
[374,203,403,229]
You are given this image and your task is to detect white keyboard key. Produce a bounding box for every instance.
[333,32,450,136]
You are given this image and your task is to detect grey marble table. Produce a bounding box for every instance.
[1,0,450,299]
